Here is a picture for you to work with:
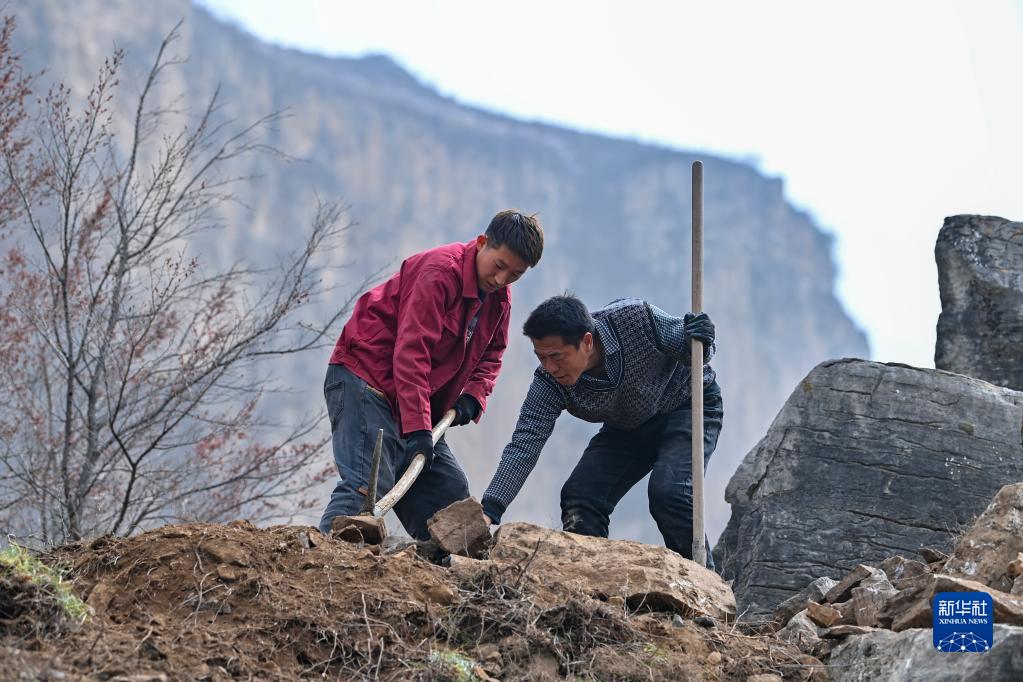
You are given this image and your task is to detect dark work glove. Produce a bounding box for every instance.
[403,430,435,472]
[451,393,482,427]
[683,312,715,359]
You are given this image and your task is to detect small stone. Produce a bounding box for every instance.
[892,571,937,592]
[1007,553,1023,579]
[672,614,685,627]
[296,531,313,549]
[202,539,251,567]
[891,598,932,632]
[778,610,821,655]
[825,565,880,604]
[380,535,417,556]
[216,565,239,582]
[806,601,841,627]
[877,574,935,628]
[879,555,929,584]
[330,515,388,545]
[773,577,838,624]
[427,497,492,557]
[694,615,717,628]
[706,651,722,665]
[834,599,857,625]
[917,547,949,565]
[820,624,878,638]
[608,595,626,610]
[422,583,457,605]
[850,572,897,627]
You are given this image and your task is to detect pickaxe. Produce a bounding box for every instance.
[329,409,456,544]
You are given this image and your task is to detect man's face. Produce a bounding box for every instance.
[531,333,594,386]
[475,235,530,294]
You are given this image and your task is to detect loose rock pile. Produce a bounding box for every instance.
[773,483,1023,680]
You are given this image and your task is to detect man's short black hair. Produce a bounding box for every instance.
[485,210,544,267]
[522,294,595,348]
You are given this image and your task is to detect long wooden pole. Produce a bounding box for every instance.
[691,160,706,567]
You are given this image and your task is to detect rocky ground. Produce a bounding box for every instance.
[773,483,1023,681]
[1,520,822,681]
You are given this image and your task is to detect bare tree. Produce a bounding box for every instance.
[0,14,42,234]
[0,23,362,544]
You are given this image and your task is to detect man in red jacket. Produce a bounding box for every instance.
[319,210,544,539]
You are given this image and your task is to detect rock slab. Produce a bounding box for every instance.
[935,214,1023,390]
[490,522,734,620]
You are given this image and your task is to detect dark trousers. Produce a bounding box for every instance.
[318,364,469,539]
[560,382,723,569]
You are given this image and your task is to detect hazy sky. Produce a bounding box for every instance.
[199,0,1023,368]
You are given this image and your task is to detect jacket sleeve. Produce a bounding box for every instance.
[480,371,564,524]
[392,265,458,434]
[647,302,715,364]
[461,302,510,417]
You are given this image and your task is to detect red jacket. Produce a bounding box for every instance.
[329,240,511,434]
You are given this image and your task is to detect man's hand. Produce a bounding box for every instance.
[403,430,435,471]
[451,393,482,427]
[683,312,715,346]
[683,312,714,363]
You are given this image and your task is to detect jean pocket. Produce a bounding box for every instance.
[325,381,345,432]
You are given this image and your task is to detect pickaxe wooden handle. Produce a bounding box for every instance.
[372,409,457,516]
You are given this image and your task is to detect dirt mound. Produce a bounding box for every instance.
[1,546,88,643]
[2,522,824,680]
[0,571,67,640]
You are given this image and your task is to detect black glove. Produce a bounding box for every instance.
[403,430,435,472]
[451,393,482,427]
[683,312,715,357]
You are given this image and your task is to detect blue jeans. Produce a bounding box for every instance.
[318,364,470,540]
[560,382,724,569]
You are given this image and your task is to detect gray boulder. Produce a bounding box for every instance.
[827,626,1023,681]
[935,215,1023,390]
[714,358,1023,617]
